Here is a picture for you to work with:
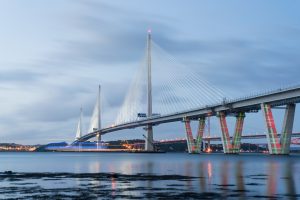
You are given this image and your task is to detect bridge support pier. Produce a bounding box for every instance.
[261,103,295,154]
[183,117,205,154]
[218,112,245,154]
[96,132,101,148]
[145,125,154,151]
[281,104,296,154]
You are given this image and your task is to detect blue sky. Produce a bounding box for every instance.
[0,0,300,144]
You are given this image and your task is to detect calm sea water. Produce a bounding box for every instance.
[0,152,300,199]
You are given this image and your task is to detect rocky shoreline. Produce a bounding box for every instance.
[1,171,298,199]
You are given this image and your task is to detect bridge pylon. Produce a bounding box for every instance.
[183,116,206,154]
[145,29,154,151]
[218,112,245,154]
[97,85,102,144]
[261,103,295,154]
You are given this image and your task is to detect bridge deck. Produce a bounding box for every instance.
[76,85,300,143]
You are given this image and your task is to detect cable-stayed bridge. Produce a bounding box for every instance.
[74,31,300,155]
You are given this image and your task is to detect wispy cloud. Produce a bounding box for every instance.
[0,0,300,144]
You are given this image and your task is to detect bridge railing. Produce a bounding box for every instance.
[226,84,300,104]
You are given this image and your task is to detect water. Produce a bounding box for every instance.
[0,152,300,199]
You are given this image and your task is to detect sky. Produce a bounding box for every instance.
[0,0,300,144]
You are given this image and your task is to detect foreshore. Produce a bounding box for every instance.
[1,171,297,199]
[0,171,215,199]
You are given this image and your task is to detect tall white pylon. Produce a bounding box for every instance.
[96,85,102,144]
[145,29,154,151]
[88,85,102,134]
[75,107,83,140]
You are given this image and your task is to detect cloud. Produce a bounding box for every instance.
[1,0,300,144]
[0,69,44,83]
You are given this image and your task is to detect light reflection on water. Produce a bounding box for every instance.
[0,152,300,198]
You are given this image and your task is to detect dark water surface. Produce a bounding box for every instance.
[0,152,300,199]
